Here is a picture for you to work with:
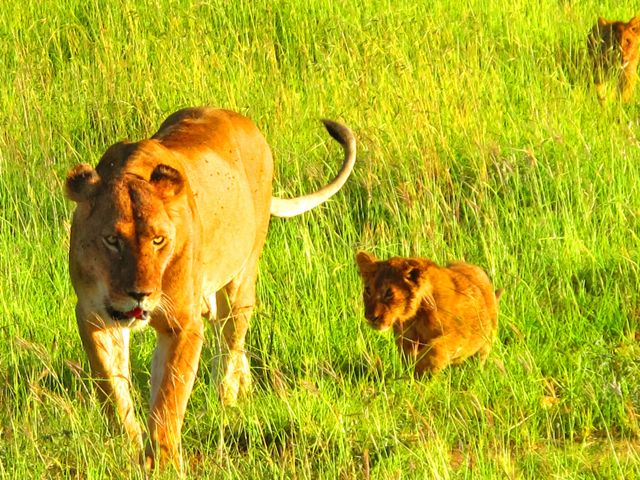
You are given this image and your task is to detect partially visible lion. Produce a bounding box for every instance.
[355,252,500,376]
[65,108,356,472]
[587,16,640,103]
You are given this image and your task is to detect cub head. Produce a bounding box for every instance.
[617,17,640,63]
[355,252,435,332]
[597,16,640,63]
[65,143,186,328]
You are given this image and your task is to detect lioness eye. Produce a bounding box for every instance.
[153,236,165,246]
[383,288,393,301]
[103,235,120,250]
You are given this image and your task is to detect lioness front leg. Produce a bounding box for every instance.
[77,314,143,452]
[146,321,204,472]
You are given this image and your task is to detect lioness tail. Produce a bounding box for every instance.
[269,119,356,218]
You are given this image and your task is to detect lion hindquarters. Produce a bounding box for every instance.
[414,263,500,375]
[208,268,258,405]
[210,301,252,406]
[450,263,499,345]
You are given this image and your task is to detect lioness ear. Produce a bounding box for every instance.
[598,17,608,27]
[629,17,640,33]
[65,164,101,203]
[355,251,377,276]
[495,288,504,302]
[150,164,184,199]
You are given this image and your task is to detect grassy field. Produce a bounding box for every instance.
[2,0,640,478]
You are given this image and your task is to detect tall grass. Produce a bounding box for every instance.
[1,0,640,478]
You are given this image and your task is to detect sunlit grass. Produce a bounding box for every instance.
[2,0,640,478]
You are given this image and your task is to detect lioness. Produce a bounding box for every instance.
[355,252,500,376]
[65,108,356,471]
[587,16,640,103]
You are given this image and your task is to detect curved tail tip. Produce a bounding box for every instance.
[321,119,354,146]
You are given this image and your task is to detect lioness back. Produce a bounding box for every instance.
[152,108,274,296]
[356,252,500,376]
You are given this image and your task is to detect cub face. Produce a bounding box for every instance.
[355,252,433,332]
[590,17,640,58]
[588,17,640,102]
[615,17,640,63]
[589,17,640,71]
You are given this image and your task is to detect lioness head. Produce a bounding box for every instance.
[65,141,186,328]
[355,252,434,332]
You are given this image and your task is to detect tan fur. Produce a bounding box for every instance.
[65,108,356,472]
[587,16,640,103]
[355,252,500,377]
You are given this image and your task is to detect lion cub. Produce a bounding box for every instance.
[356,252,500,377]
[587,16,640,103]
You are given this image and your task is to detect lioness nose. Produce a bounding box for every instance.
[128,291,151,302]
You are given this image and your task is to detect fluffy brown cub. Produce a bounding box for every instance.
[587,16,640,103]
[356,252,500,376]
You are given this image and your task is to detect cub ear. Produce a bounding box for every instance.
[65,164,101,203]
[402,260,424,285]
[150,164,184,199]
[598,17,608,27]
[355,251,377,276]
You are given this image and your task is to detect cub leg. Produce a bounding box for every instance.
[476,342,493,364]
[591,60,608,104]
[595,80,608,104]
[414,343,451,377]
[620,66,639,102]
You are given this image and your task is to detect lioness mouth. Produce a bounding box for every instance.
[107,306,150,322]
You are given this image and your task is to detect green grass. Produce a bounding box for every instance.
[2,0,640,478]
